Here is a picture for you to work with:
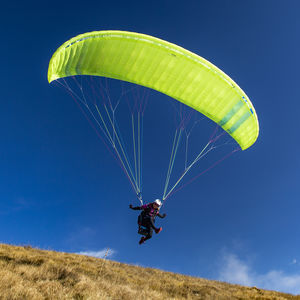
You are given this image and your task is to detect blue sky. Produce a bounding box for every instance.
[1,0,300,294]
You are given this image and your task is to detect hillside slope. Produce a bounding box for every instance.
[0,243,299,299]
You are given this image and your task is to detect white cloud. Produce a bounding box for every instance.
[218,252,300,295]
[219,253,253,286]
[291,259,297,265]
[258,271,300,293]
[77,248,115,259]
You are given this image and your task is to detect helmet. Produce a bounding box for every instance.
[154,199,162,207]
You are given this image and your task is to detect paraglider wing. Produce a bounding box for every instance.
[48,30,259,150]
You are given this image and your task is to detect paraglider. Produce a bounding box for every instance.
[129,199,166,244]
[48,30,259,242]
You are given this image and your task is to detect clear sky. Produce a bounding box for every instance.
[1,0,300,294]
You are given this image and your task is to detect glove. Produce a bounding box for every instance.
[129,204,133,209]
[163,213,167,218]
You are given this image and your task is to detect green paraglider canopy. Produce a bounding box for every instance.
[48,30,259,150]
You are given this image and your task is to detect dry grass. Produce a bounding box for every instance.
[0,243,299,299]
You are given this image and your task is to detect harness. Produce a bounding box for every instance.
[138,203,159,236]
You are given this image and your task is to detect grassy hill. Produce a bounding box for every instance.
[0,243,299,299]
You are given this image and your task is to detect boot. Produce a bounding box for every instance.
[155,227,162,234]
